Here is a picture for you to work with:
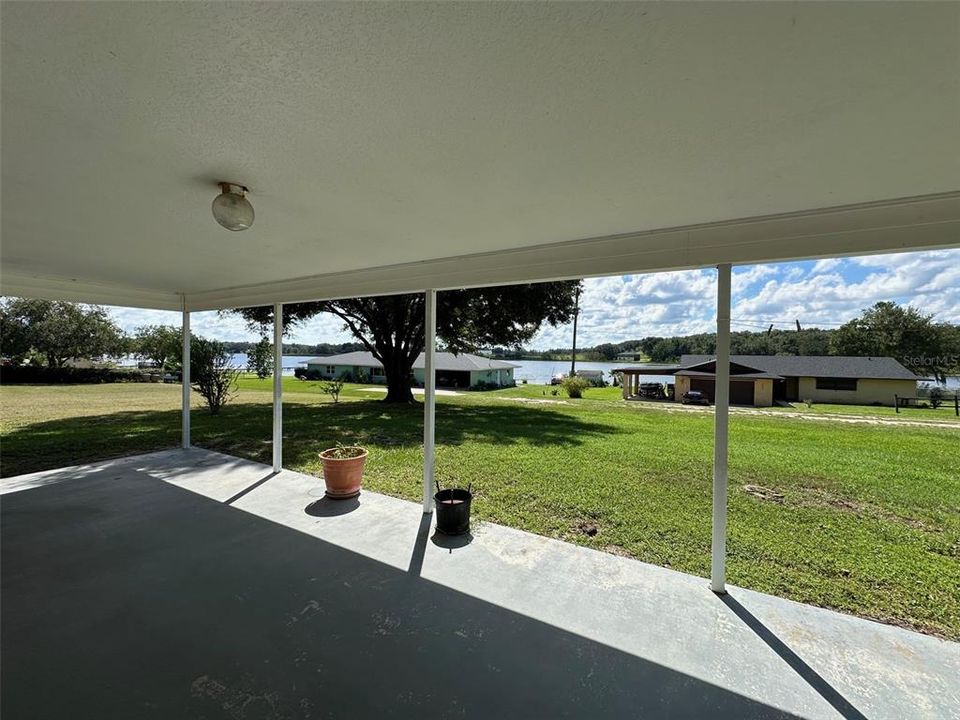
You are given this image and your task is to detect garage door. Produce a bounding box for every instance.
[436,370,471,388]
[689,378,755,405]
[730,380,755,406]
[690,378,714,399]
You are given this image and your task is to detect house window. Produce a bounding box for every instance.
[815,377,857,391]
[325,365,336,374]
[371,366,384,377]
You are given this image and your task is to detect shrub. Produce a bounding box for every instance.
[561,376,590,398]
[929,386,944,410]
[469,380,514,391]
[246,337,273,380]
[306,369,322,381]
[190,337,240,414]
[0,366,149,384]
[294,367,307,380]
[321,378,345,403]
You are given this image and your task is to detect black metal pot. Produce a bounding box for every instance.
[434,488,472,535]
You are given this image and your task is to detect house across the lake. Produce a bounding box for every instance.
[302,351,518,389]
[619,355,921,407]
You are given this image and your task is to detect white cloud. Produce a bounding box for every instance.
[811,258,841,274]
[102,248,960,349]
[533,269,718,347]
[732,264,778,295]
[731,249,960,329]
[532,248,960,347]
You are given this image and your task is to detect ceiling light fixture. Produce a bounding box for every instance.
[211,182,254,231]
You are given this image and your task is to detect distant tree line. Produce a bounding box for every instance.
[220,340,366,356]
[486,329,835,362]
[488,303,960,382]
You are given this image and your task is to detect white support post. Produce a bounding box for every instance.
[711,263,732,593]
[181,301,191,449]
[272,302,283,473]
[422,289,437,513]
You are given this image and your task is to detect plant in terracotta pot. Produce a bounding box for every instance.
[319,443,368,499]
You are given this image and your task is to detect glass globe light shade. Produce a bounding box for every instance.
[212,184,254,231]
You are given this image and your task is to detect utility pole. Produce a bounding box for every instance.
[570,284,581,377]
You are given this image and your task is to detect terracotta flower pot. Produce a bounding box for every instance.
[319,447,368,499]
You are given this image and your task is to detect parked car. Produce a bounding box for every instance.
[681,390,710,405]
[639,382,667,399]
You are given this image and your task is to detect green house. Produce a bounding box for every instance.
[303,351,518,389]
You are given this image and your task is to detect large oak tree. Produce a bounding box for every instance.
[0,298,126,367]
[830,301,960,383]
[233,282,581,403]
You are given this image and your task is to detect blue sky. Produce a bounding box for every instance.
[105,249,960,350]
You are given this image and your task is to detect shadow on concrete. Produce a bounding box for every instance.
[224,471,279,505]
[407,512,433,576]
[718,594,868,720]
[431,530,474,551]
[2,471,801,719]
[304,495,361,517]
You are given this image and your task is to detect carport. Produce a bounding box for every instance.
[2,2,959,717]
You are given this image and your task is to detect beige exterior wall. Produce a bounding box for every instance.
[753,379,773,407]
[660,374,916,407]
[796,377,917,406]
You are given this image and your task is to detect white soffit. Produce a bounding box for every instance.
[1,2,959,310]
[3,192,958,311]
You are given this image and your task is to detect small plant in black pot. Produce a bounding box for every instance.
[434,480,472,535]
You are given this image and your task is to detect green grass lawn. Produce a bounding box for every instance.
[2,379,958,640]
[765,399,960,422]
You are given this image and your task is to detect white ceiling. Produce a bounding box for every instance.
[2,2,958,309]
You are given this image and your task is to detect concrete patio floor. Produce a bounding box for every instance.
[2,449,957,719]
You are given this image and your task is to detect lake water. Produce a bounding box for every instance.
[508,360,651,384]
[228,353,314,376]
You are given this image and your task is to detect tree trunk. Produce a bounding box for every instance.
[381,353,416,404]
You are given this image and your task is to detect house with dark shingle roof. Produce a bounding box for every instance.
[303,351,518,389]
[618,355,920,407]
